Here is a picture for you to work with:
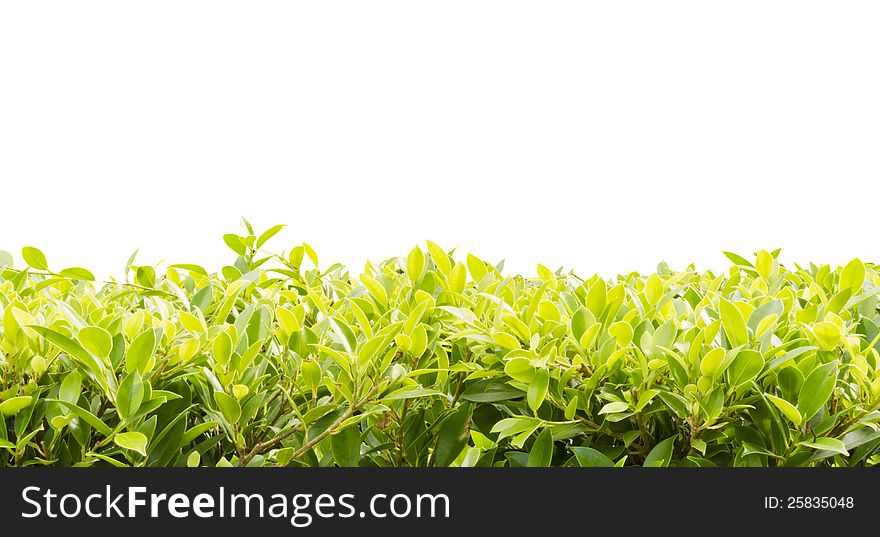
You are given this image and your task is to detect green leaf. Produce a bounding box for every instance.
[51,400,113,436]
[136,266,156,288]
[191,284,214,312]
[223,234,247,256]
[330,426,361,467]
[571,446,614,467]
[797,361,837,423]
[839,258,865,293]
[449,262,466,293]
[425,240,451,275]
[78,326,113,360]
[126,329,156,375]
[181,421,220,445]
[527,427,553,467]
[644,274,663,306]
[21,246,48,270]
[505,357,535,383]
[570,308,591,341]
[382,386,445,401]
[798,437,848,456]
[30,326,106,379]
[256,224,286,249]
[490,417,541,441]
[466,254,487,283]
[114,432,149,457]
[59,370,82,406]
[587,279,606,317]
[301,360,322,392]
[433,403,471,467]
[407,245,425,282]
[232,384,249,400]
[492,332,520,350]
[723,251,755,268]
[213,391,241,425]
[813,322,842,350]
[719,298,748,347]
[767,394,802,426]
[186,451,201,467]
[360,274,388,306]
[527,368,549,413]
[460,380,524,403]
[755,250,773,280]
[117,371,144,421]
[700,348,726,377]
[727,349,764,388]
[643,436,675,467]
[59,267,96,281]
[599,401,629,415]
[212,331,233,365]
[0,396,32,416]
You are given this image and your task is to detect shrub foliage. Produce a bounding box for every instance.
[1,223,879,467]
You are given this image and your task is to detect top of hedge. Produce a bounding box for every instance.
[1,222,879,467]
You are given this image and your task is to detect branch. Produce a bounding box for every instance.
[276,383,381,467]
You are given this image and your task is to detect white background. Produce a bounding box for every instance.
[1,1,878,279]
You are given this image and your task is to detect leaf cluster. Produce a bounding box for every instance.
[1,228,879,467]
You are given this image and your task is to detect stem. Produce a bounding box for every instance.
[253,383,381,467]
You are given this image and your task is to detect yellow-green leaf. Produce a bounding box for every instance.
[767,394,801,426]
[78,326,113,360]
[839,258,865,293]
[719,298,748,347]
[21,246,48,270]
[0,396,32,416]
[114,432,149,457]
[407,245,425,282]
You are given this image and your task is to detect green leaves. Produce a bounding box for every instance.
[0,233,878,468]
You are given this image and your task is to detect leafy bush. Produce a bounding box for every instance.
[1,222,879,467]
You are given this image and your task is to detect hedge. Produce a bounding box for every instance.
[1,223,879,467]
